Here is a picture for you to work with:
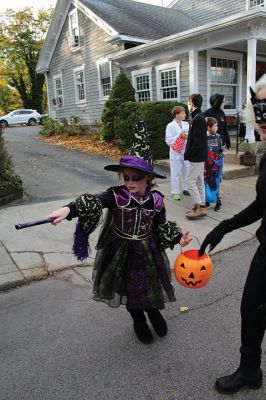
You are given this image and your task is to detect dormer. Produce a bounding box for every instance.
[68,8,80,50]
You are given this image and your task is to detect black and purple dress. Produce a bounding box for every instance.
[67,185,183,310]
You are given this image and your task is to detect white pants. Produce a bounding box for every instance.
[169,149,188,194]
[186,161,205,205]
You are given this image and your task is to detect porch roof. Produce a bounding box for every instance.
[109,7,266,62]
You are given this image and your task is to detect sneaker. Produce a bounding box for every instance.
[205,202,210,207]
[182,190,191,196]
[215,198,222,212]
[172,193,181,201]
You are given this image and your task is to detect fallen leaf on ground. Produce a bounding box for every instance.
[179,305,190,313]
[37,134,123,160]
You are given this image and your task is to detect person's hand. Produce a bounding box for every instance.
[180,131,188,139]
[199,221,229,256]
[45,207,70,225]
[180,232,192,247]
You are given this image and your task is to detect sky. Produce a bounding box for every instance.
[0,0,172,13]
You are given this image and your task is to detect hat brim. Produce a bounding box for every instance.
[104,164,166,179]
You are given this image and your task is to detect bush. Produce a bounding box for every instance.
[0,127,23,191]
[39,116,85,136]
[100,73,135,141]
[39,117,63,136]
[114,101,188,159]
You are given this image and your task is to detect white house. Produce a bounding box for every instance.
[37,0,266,142]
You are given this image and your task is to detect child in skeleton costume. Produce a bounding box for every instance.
[47,119,191,345]
[200,74,266,394]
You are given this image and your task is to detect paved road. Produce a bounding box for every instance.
[0,239,265,400]
[3,126,169,203]
[3,126,117,202]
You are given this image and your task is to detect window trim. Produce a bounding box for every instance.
[68,8,80,51]
[155,61,180,101]
[247,0,264,9]
[73,66,87,104]
[52,73,64,107]
[97,59,112,101]
[131,67,153,102]
[207,50,243,113]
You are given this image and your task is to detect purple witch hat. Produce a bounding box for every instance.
[104,118,166,179]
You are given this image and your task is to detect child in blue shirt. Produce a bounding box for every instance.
[205,117,225,211]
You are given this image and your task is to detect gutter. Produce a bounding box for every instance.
[109,8,266,61]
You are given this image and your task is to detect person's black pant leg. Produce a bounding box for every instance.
[240,246,266,372]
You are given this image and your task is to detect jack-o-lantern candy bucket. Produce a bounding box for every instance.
[174,249,213,289]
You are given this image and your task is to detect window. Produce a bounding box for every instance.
[73,67,86,103]
[209,54,241,110]
[131,68,152,101]
[249,0,264,8]
[53,74,63,106]
[155,62,180,101]
[97,61,112,100]
[69,9,79,48]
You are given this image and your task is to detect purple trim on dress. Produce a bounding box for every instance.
[73,221,89,261]
[151,191,164,212]
[112,187,131,207]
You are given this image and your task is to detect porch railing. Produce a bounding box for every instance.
[226,113,244,154]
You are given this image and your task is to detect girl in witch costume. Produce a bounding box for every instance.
[47,119,192,345]
[199,74,266,394]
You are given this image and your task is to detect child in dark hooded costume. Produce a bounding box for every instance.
[204,93,231,150]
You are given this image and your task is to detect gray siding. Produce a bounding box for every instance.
[123,53,190,104]
[171,0,245,26]
[47,7,120,125]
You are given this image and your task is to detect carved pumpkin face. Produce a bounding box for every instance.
[174,249,213,289]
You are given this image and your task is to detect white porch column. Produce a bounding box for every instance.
[245,38,257,143]
[189,50,198,94]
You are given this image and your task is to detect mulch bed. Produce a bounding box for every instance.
[37,133,123,160]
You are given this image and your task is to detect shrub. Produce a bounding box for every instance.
[100,73,135,141]
[39,117,63,136]
[39,116,85,136]
[0,127,23,191]
[114,100,188,159]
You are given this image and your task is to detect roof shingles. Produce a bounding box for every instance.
[79,0,198,40]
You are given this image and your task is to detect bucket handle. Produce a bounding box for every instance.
[179,234,201,254]
[179,234,214,257]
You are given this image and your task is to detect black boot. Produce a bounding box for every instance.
[128,309,153,344]
[146,309,168,337]
[215,368,262,394]
[214,197,222,212]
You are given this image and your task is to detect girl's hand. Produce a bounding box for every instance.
[45,207,70,225]
[180,232,192,247]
